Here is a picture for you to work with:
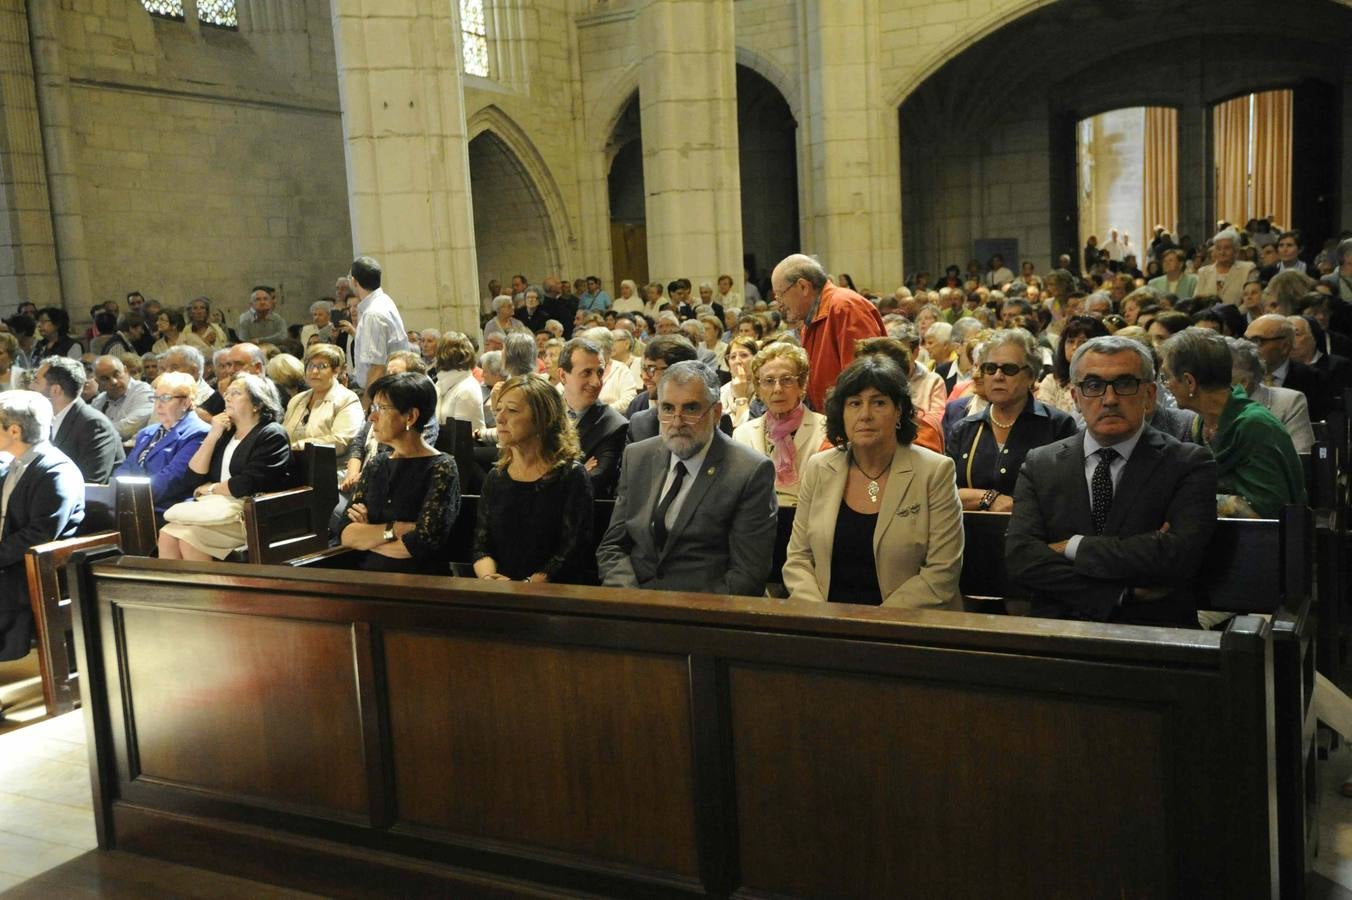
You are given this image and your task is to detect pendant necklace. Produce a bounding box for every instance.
[850,450,887,504]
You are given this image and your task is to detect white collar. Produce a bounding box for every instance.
[1083,421,1146,461]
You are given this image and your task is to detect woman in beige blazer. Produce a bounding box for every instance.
[732,342,828,507]
[281,343,364,459]
[782,355,964,608]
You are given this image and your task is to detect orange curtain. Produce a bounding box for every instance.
[1142,107,1178,241]
[1253,90,1292,228]
[1213,96,1250,227]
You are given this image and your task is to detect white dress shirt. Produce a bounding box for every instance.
[1063,425,1146,560]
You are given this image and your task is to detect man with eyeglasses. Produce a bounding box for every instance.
[626,336,735,443]
[1005,335,1217,627]
[1244,314,1327,420]
[597,361,777,596]
[91,354,154,444]
[770,253,885,411]
[557,337,627,499]
[112,371,210,516]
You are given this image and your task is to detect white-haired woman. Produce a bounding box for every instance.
[581,326,638,413]
[484,295,526,341]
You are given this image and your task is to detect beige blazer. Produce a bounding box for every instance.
[732,408,828,507]
[1194,260,1256,305]
[782,443,964,608]
[282,382,364,455]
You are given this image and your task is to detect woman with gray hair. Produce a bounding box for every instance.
[483,295,526,341]
[158,372,293,560]
[1226,336,1314,454]
[581,326,638,413]
[1159,327,1304,518]
[945,328,1075,511]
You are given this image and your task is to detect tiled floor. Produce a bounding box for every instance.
[0,711,97,893]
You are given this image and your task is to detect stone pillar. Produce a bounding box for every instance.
[0,0,61,306]
[636,0,743,289]
[330,0,480,335]
[798,0,902,292]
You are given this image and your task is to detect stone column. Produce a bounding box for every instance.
[0,0,61,306]
[798,0,903,292]
[636,0,743,290]
[330,0,480,335]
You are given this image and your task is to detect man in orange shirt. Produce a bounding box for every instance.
[770,253,886,411]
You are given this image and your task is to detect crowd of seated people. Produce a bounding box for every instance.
[0,226,1349,665]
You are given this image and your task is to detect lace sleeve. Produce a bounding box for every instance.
[402,455,461,561]
[472,467,497,562]
[538,462,594,579]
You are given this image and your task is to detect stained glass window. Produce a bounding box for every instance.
[461,0,490,78]
[141,0,185,19]
[196,0,238,29]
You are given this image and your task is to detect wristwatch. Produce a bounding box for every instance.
[383,523,396,543]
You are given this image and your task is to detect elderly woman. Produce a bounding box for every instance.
[1226,336,1314,454]
[612,279,643,315]
[152,307,211,355]
[157,373,293,561]
[484,295,526,341]
[266,352,307,410]
[515,289,550,334]
[1159,327,1305,518]
[113,371,212,515]
[700,314,728,369]
[282,343,363,457]
[473,375,594,584]
[0,332,25,391]
[574,325,636,414]
[433,330,486,435]
[187,296,228,347]
[341,372,460,574]
[35,307,83,359]
[1036,315,1109,414]
[947,328,1076,511]
[732,342,828,506]
[1148,249,1197,300]
[719,336,759,427]
[1264,270,1318,316]
[782,356,963,607]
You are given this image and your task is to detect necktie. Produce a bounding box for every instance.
[138,426,169,467]
[1091,447,1119,534]
[652,461,688,550]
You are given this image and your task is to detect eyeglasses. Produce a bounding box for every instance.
[1077,375,1143,397]
[306,361,333,371]
[369,402,398,415]
[153,394,191,403]
[1246,334,1285,344]
[641,364,669,378]
[758,375,801,390]
[979,362,1028,377]
[657,403,714,425]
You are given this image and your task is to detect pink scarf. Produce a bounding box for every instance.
[766,403,806,487]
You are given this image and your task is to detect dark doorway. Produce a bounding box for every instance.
[607,92,647,290]
[736,65,798,287]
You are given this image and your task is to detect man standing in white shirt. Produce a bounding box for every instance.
[349,256,411,393]
[1101,229,1125,262]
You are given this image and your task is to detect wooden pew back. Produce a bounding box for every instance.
[70,555,1279,898]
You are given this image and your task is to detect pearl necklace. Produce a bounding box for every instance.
[988,408,1017,429]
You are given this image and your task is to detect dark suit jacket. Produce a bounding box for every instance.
[54,398,125,484]
[1282,359,1327,421]
[574,403,627,500]
[596,430,777,595]
[114,412,212,513]
[1005,426,1217,627]
[1313,352,1352,408]
[0,443,84,659]
[191,421,294,497]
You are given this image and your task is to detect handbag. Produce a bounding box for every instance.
[163,493,245,526]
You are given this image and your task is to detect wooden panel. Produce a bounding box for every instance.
[729,664,1169,899]
[384,631,699,876]
[119,606,367,818]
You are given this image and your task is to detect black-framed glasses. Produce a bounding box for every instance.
[1077,375,1143,397]
[979,362,1027,377]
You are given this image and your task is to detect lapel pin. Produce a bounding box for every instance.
[706,466,716,476]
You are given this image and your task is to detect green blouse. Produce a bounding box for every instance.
[1193,385,1306,518]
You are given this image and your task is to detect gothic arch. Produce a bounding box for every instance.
[466,104,572,267]
[590,61,642,154]
[735,46,799,123]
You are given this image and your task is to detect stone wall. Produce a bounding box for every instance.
[468,131,560,310]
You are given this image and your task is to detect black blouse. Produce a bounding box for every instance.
[946,398,1077,496]
[827,500,882,605]
[345,451,460,575]
[473,460,595,584]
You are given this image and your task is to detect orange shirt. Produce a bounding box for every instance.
[802,280,886,411]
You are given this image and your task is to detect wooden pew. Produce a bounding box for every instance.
[23,532,120,715]
[70,554,1281,898]
[82,477,157,556]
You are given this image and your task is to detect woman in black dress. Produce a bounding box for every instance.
[473,374,594,584]
[341,372,459,574]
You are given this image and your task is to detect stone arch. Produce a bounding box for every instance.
[466,104,572,263]
[736,64,799,283]
[735,46,799,123]
[590,61,642,155]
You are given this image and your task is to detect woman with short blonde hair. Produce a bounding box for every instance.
[282,343,363,458]
[733,341,826,506]
[433,330,485,435]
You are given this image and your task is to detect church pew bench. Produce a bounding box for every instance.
[23,532,121,715]
[82,476,157,556]
[68,552,1281,898]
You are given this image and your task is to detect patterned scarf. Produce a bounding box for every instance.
[766,403,806,487]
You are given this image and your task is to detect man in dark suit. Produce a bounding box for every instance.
[1245,314,1329,420]
[0,392,84,660]
[597,361,777,596]
[558,337,627,499]
[32,356,124,483]
[1005,336,1217,627]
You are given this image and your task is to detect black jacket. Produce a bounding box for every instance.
[53,399,125,484]
[574,403,627,500]
[192,420,294,497]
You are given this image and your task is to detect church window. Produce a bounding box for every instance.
[196,0,238,29]
[141,0,185,19]
[461,0,490,78]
